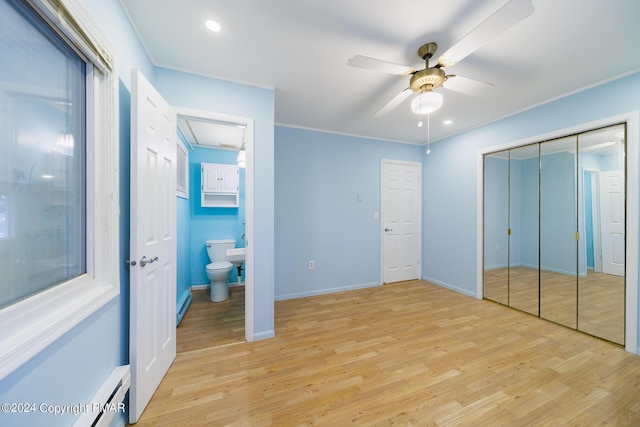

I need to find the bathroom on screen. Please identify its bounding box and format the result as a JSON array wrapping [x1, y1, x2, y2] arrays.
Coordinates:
[[176, 114, 248, 350]]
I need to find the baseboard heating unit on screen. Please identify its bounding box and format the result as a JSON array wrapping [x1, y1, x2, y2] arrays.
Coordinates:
[[73, 364, 130, 427], [177, 289, 193, 326]]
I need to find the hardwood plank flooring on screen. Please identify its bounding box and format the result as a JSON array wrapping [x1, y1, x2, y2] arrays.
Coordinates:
[[177, 287, 245, 354], [137, 280, 640, 426]]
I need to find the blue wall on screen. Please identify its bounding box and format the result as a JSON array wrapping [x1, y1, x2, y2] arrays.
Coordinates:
[[189, 148, 246, 286], [274, 126, 423, 299], [539, 151, 577, 275], [482, 155, 509, 269]]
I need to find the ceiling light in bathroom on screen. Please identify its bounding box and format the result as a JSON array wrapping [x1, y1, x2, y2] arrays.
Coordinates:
[[237, 149, 246, 168]]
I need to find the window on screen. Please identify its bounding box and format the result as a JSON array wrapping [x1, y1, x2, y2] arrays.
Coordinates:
[[1, 0, 86, 309], [0, 0, 118, 379]]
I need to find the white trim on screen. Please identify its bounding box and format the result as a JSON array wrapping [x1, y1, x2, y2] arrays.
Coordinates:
[[380, 159, 423, 284], [0, 0, 119, 380], [176, 137, 189, 199], [476, 111, 639, 354], [625, 113, 639, 354], [276, 281, 381, 301], [173, 107, 256, 342], [28, 0, 113, 72], [276, 123, 419, 146]]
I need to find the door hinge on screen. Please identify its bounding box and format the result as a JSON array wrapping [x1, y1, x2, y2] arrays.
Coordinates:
[[507, 228, 511, 235], [576, 231, 580, 241]]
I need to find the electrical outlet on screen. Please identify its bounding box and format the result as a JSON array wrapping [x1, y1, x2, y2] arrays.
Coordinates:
[[496, 244, 500, 251], [308, 260, 315, 270]]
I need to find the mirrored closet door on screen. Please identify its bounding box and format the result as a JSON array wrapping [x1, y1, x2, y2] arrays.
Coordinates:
[[540, 135, 578, 329], [483, 123, 626, 345], [509, 144, 539, 316]]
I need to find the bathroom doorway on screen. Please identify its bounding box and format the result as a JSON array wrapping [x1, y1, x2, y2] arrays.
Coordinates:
[[174, 107, 254, 352]]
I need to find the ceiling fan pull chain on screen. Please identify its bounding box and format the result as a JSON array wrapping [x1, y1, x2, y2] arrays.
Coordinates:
[[426, 114, 432, 155]]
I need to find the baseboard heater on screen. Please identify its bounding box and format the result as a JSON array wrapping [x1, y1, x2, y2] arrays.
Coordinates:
[[177, 289, 192, 326], [73, 364, 130, 427]]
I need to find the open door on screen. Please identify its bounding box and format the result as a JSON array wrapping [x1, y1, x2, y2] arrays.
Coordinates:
[[129, 69, 177, 423]]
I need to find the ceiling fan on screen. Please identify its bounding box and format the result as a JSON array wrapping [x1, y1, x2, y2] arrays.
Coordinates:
[[347, 0, 535, 117]]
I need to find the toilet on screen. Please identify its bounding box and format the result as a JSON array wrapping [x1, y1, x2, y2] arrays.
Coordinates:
[[205, 239, 235, 302]]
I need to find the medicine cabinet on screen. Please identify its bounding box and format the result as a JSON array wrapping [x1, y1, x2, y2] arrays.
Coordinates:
[[201, 162, 239, 207]]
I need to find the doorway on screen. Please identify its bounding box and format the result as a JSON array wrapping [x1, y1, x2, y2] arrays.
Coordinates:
[[174, 107, 254, 350]]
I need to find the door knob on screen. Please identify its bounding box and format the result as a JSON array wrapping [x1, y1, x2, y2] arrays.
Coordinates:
[[140, 256, 159, 267], [384, 227, 393, 232]]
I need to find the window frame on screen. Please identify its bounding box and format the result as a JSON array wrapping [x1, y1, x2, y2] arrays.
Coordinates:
[[0, 0, 119, 381]]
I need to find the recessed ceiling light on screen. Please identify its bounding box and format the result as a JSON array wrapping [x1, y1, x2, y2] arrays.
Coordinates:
[[206, 20, 221, 32], [443, 120, 453, 125]]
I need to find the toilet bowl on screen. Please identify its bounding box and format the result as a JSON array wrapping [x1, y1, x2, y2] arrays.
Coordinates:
[[205, 239, 236, 302]]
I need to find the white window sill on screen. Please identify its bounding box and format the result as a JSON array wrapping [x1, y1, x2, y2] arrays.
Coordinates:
[[0, 275, 119, 381]]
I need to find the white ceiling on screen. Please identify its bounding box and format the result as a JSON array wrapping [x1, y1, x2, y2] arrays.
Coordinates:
[[120, 0, 640, 146]]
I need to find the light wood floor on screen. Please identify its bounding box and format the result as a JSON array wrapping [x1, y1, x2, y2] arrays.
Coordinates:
[[177, 287, 245, 354], [136, 280, 640, 426], [485, 267, 625, 345]]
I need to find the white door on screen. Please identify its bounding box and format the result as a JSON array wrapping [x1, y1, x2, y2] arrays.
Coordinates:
[[382, 160, 421, 283], [599, 170, 625, 276], [130, 69, 177, 423]]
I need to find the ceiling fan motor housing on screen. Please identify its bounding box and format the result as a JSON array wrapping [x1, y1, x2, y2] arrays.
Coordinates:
[[410, 68, 446, 92]]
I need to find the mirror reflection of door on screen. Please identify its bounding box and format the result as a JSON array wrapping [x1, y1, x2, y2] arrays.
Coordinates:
[[578, 125, 625, 345], [483, 123, 626, 346]]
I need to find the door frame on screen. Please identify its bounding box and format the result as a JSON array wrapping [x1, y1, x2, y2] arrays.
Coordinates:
[[475, 111, 639, 354], [583, 168, 603, 272], [173, 107, 255, 341], [380, 159, 422, 284]]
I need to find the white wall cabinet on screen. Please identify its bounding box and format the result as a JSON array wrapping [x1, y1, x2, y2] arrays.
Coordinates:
[[201, 162, 239, 207]]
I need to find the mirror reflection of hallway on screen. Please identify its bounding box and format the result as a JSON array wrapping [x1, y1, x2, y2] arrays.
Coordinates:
[[483, 123, 626, 346]]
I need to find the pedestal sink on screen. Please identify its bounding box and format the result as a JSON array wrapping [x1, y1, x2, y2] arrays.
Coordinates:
[[226, 248, 245, 285]]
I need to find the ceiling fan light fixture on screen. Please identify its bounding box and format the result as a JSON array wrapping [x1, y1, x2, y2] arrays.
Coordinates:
[[206, 20, 222, 32], [411, 91, 443, 115]]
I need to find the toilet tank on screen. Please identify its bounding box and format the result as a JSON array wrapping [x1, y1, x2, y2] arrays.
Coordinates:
[[206, 239, 236, 262]]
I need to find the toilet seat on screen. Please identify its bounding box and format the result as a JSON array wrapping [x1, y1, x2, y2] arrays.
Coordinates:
[[206, 261, 233, 272]]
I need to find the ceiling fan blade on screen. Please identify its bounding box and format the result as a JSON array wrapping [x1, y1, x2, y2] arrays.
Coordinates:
[[442, 75, 493, 96], [437, 0, 534, 67], [375, 88, 413, 117], [348, 55, 415, 76]]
